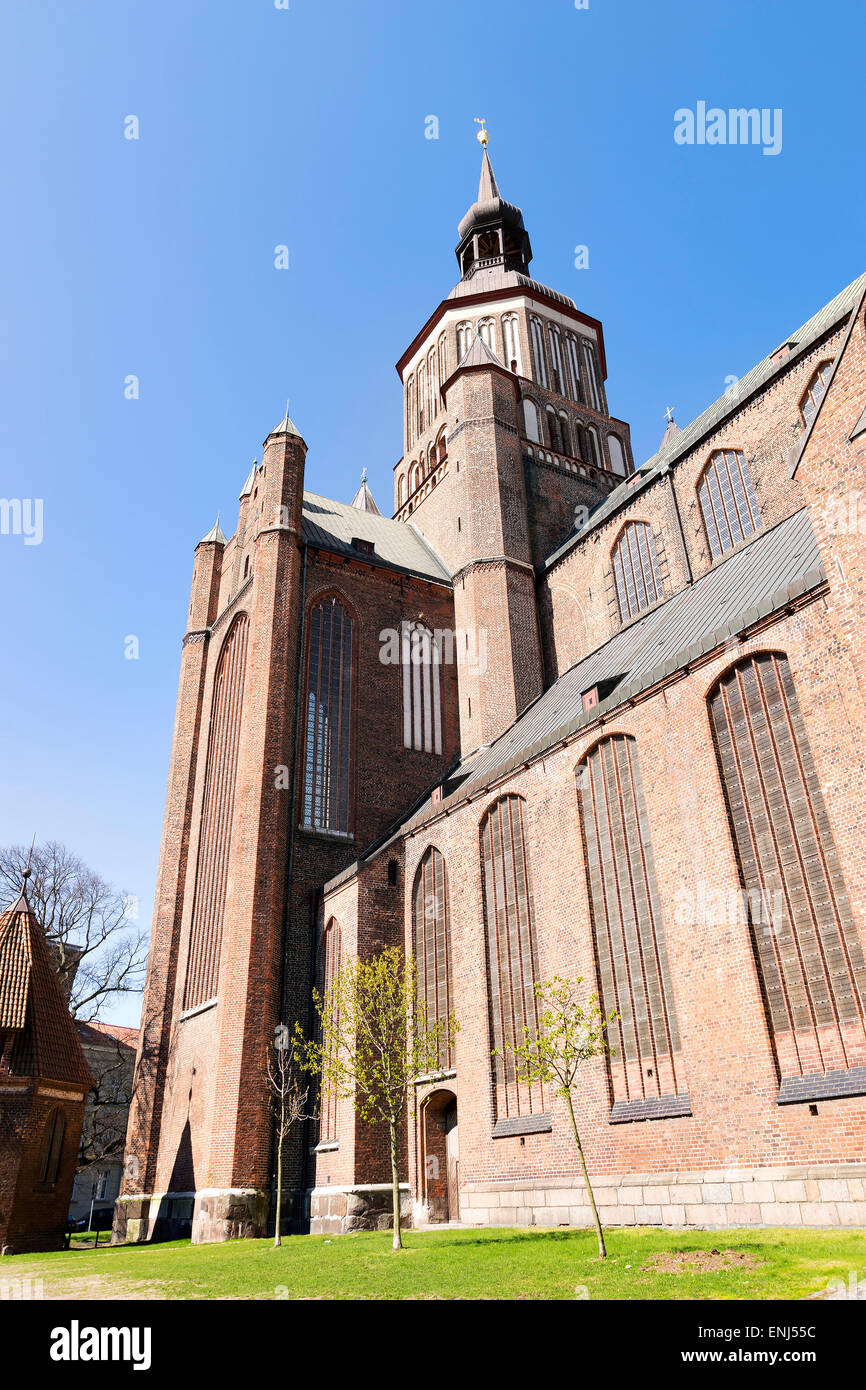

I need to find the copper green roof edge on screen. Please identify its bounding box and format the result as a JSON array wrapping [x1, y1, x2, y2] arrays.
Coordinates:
[[541, 271, 866, 575]]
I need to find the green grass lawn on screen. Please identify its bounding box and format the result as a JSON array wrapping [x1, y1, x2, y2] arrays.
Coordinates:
[[3, 1226, 865, 1301]]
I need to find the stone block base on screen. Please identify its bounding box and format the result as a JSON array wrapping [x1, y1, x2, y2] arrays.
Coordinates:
[[114, 1188, 269, 1245], [309, 1183, 412, 1235], [459, 1163, 866, 1229]]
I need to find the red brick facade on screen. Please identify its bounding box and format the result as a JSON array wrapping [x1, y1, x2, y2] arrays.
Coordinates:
[[119, 150, 866, 1243]]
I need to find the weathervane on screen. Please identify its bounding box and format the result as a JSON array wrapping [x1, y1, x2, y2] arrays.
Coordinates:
[[474, 117, 489, 148]]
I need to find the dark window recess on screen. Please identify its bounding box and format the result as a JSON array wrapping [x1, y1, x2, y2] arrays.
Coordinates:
[[412, 847, 454, 1070], [352, 537, 374, 557], [387, 858, 398, 886], [581, 675, 624, 712]]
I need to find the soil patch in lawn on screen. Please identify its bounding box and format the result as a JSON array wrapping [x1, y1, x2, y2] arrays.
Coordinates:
[[645, 1249, 764, 1274]]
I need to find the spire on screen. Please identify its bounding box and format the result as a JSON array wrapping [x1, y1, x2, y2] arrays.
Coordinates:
[[350, 468, 382, 515], [199, 516, 227, 545], [660, 406, 682, 449], [268, 401, 301, 440], [477, 146, 500, 203], [456, 126, 531, 281]]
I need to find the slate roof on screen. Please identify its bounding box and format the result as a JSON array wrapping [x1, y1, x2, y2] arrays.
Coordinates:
[[301, 491, 451, 584], [543, 271, 866, 572], [0, 893, 94, 1089]]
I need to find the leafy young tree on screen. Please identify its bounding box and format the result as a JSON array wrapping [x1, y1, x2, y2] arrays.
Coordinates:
[[0, 840, 147, 1020], [299, 946, 458, 1251], [267, 1025, 315, 1248], [499, 976, 617, 1258]]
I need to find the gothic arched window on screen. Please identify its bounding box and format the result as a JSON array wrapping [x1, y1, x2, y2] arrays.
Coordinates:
[[549, 325, 564, 395], [184, 613, 249, 1011], [480, 795, 545, 1122], [581, 342, 602, 411], [607, 434, 627, 475], [529, 317, 549, 389], [522, 398, 541, 443], [698, 449, 761, 559], [559, 413, 572, 456], [397, 473, 407, 507], [402, 621, 442, 754], [36, 1107, 66, 1188], [612, 521, 662, 620], [478, 317, 496, 351], [302, 596, 353, 834], [502, 313, 522, 374], [456, 321, 473, 360], [566, 335, 583, 403], [412, 847, 454, 1068], [546, 407, 562, 453], [317, 918, 342, 1143], [709, 654, 866, 1083], [800, 361, 832, 425], [576, 736, 684, 1107]]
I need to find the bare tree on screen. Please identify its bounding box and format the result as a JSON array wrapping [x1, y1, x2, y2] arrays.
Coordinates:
[[77, 1033, 136, 1174], [0, 841, 147, 1021], [498, 976, 617, 1259], [267, 1025, 315, 1247], [299, 947, 458, 1251]]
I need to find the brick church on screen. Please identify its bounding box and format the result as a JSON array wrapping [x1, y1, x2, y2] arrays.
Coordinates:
[[117, 138, 866, 1243]]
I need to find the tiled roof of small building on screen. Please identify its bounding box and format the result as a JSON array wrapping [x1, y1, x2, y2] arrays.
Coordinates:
[[0, 892, 93, 1089], [543, 271, 866, 572], [76, 1019, 139, 1052], [301, 491, 451, 584]]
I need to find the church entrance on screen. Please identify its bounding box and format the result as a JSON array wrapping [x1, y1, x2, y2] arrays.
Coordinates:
[[421, 1089, 460, 1223]]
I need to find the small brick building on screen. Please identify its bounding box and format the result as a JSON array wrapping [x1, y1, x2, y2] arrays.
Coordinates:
[[0, 882, 93, 1254], [118, 143, 866, 1243]]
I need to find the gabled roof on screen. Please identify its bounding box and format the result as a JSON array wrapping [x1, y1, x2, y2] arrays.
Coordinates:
[[76, 1019, 139, 1053], [301, 491, 451, 584], [397, 507, 824, 837], [0, 892, 93, 1090], [543, 271, 866, 572], [456, 333, 508, 372]]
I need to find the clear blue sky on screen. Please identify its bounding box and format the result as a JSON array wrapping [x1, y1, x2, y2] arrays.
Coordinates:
[[1, 0, 863, 1025]]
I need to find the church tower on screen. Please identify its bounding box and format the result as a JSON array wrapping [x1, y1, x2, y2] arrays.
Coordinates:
[[393, 132, 635, 752]]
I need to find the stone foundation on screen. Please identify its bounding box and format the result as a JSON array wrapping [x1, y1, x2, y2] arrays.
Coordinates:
[[310, 1183, 412, 1235], [114, 1188, 269, 1245], [459, 1163, 866, 1229]]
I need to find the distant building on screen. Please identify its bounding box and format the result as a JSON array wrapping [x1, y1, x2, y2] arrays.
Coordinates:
[[0, 881, 93, 1254], [69, 1021, 138, 1226]]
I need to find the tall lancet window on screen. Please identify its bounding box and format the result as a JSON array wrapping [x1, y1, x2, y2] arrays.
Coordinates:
[[566, 335, 584, 403], [317, 918, 342, 1144], [502, 313, 522, 374], [480, 795, 545, 1122], [437, 333, 447, 393], [709, 654, 866, 1085], [478, 317, 496, 351], [406, 375, 415, 448], [576, 735, 686, 1111], [582, 341, 602, 411], [412, 847, 454, 1068], [303, 596, 354, 834], [417, 361, 426, 436], [456, 321, 473, 360], [612, 521, 662, 620], [184, 613, 250, 1011], [698, 449, 761, 559], [549, 325, 565, 395], [402, 621, 442, 754], [529, 317, 549, 388]]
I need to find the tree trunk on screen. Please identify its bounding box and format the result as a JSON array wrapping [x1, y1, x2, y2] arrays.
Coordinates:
[[565, 1090, 606, 1258], [389, 1120, 403, 1251], [274, 1104, 284, 1248]]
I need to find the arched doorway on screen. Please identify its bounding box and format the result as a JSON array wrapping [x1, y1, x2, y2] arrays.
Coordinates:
[[421, 1089, 459, 1223]]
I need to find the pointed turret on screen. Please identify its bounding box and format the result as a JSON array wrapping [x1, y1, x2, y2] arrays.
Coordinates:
[[660, 407, 681, 450], [199, 517, 227, 546], [350, 469, 381, 515]]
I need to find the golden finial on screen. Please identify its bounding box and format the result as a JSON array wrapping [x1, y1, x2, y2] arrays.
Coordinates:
[[474, 117, 489, 148]]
